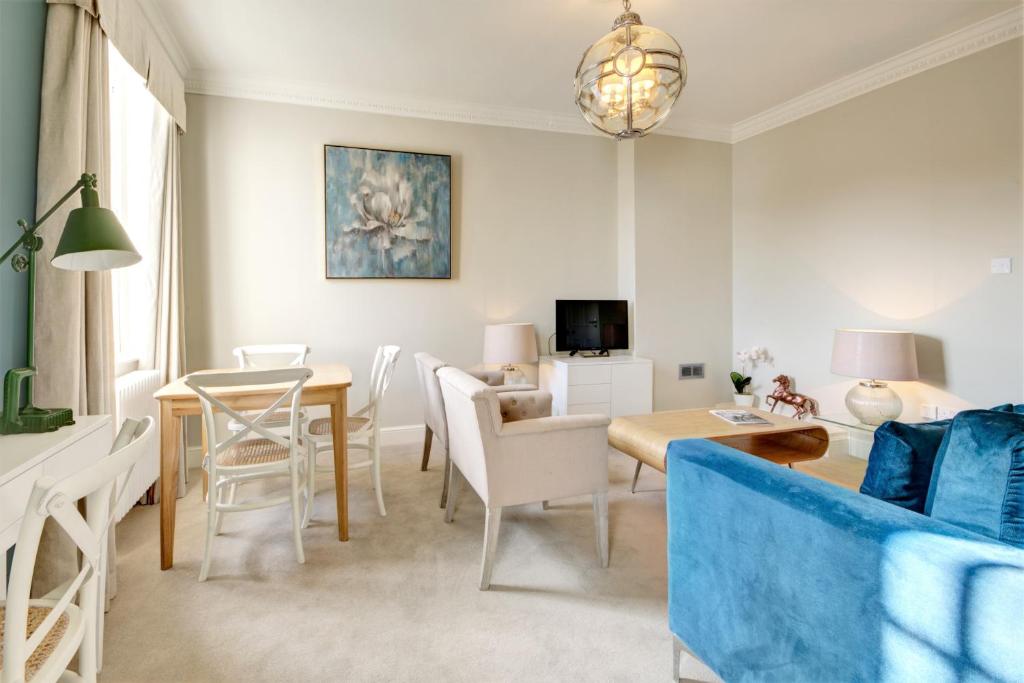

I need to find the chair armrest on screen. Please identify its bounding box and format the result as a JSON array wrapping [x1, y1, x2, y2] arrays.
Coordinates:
[[666, 439, 1024, 682], [498, 390, 552, 422], [498, 413, 609, 437], [492, 383, 538, 393]]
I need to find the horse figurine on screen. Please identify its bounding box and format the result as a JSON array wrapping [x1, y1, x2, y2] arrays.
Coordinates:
[[766, 374, 819, 420]]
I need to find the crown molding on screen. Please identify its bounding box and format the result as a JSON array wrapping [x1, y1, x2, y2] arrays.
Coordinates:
[[731, 5, 1024, 143], [184, 73, 734, 143], [136, 0, 191, 77], [182, 6, 1021, 145]]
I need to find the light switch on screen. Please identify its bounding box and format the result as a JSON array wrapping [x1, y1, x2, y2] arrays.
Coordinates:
[[991, 257, 1013, 274]]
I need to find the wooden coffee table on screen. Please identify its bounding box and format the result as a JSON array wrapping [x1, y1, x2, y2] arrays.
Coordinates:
[[609, 408, 831, 490]]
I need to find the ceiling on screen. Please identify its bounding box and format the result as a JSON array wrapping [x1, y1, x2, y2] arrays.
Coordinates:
[[146, 0, 1022, 141]]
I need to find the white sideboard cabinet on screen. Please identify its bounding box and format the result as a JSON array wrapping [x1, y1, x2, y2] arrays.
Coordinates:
[[539, 355, 653, 418]]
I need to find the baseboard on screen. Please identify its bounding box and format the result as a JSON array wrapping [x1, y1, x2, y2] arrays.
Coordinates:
[[184, 423, 426, 469]]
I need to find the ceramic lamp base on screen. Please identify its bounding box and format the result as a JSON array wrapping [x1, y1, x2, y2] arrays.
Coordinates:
[[845, 381, 902, 426]]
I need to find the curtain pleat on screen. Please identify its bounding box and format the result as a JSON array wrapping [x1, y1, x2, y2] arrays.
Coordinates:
[[32, 2, 116, 598]]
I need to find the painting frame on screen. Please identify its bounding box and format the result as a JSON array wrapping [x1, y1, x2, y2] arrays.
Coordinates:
[[323, 143, 453, 280]]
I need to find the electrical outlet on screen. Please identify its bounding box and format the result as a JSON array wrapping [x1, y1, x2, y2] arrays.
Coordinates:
[[678, 363, 705, 380], [920, 404, 938, 420], [991, 257, 1013, 274], [936, 406, 959, 420]]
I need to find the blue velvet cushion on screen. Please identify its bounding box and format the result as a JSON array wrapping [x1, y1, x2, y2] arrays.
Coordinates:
[[928, 410, 1024, 548], [860, 420, 950, 512], [990, 403, 1024, 414]]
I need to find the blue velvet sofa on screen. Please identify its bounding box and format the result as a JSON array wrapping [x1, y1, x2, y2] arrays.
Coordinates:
[[666, 409, 1024, 682]]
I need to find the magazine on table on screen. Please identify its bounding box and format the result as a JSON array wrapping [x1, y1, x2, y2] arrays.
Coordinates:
[[709, 409, 771, 425]]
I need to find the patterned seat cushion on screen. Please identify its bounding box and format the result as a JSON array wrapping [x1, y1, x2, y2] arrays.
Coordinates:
[[307, 416, 370, 436], [0, 605, 70, 680], [216, 438, 291, 467]]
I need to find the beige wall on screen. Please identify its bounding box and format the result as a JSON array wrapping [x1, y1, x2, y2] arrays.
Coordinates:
[[181, 94, 618, 428], [634, 135, 734, 410], [732, 39, 1024, 415]]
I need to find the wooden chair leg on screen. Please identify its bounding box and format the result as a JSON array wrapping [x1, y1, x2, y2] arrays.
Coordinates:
[[439, 450, 451, 509], [420, 426, 433, 471], [444, 463, 460, 523], [593, 491, 609, 568], [479, 506, 503, 590]]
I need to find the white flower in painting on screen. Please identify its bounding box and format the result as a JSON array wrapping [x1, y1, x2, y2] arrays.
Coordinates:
[[346, 166, 431, 244]]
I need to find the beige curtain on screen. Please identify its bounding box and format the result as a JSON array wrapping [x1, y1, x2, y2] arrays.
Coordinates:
[[33, 1, 114, 418], [155, 109, 188, 498], [32, 1, 116, 598]]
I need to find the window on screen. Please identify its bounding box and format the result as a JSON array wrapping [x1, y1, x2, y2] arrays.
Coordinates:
[[108, 42, 171, 374]]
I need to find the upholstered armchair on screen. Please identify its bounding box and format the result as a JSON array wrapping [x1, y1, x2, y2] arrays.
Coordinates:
[[413, 352, 542, 507], [437, 367, 610, 590]]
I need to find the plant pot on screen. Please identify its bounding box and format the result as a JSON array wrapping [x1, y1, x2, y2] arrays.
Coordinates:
[[733, 393, 755, 407]]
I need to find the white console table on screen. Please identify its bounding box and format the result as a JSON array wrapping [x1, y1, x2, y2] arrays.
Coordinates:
[[1, 415, 113, 600], [539, 355, 653, 418]]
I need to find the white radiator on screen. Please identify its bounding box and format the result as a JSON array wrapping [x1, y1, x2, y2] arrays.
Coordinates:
[[114, 369, 162, 521]]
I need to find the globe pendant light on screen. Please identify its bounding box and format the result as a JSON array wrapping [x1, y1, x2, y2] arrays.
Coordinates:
[[574, 0, 686, 139]]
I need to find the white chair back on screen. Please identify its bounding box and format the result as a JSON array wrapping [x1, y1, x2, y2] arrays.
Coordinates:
[[414, 353, 448, 447], [232, 344, 310, 369], [3, 417, 155, 683], [365, 346, 401, 427], [185, 368, 312, 477], [437, 367, 502, 502]]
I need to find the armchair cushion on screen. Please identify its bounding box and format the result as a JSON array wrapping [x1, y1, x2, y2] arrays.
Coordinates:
[[497, 391, 552, 422], [466, 369, 505, 386], [859, 419, 950, 512], [927, 410, 1024, 548], [667, 438, 1024, 682]]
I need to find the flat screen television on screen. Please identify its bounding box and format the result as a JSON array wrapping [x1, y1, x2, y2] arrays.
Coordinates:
[[555, 300, 629, 355]]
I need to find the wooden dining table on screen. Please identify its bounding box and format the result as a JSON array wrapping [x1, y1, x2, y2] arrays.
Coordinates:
[[153, 363, 353, 570]]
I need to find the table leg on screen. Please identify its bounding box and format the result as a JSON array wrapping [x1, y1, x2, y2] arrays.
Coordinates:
[[159, 401, 181, 569], [331, 388, 349, 541]]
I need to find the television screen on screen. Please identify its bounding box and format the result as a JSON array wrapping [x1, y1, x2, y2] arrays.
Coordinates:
[[555, 300, 629, 353]]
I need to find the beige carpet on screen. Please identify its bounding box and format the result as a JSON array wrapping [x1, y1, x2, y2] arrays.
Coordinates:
[[102, 445, 715, 682]]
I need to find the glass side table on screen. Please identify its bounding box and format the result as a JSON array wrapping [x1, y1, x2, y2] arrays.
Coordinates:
[[814, 413, 926, 458]]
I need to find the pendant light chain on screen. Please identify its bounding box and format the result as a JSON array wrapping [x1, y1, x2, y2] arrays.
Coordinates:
[[623, 0, 632, 11]]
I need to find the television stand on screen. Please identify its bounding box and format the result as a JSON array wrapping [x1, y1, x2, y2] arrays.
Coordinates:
[[539, 355, 653, 418]]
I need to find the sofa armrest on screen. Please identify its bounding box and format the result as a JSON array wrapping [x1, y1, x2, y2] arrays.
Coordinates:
[[498, 414, 609, 436], [667, 439, 1024, 683], [498, 390, 552, 422]]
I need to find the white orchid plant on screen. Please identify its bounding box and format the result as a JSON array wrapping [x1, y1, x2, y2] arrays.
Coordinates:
[[731, 346, 771, 395]]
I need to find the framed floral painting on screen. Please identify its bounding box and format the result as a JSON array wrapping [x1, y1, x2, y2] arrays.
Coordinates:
[[324, 144, 452, 279]]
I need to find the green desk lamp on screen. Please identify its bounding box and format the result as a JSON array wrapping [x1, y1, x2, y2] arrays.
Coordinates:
[[0, 173, 140, 434]]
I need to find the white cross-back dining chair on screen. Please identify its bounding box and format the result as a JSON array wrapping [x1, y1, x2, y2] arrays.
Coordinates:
[[187, 367, 312, 582], [304, 345, 401, 522], [1, 417, 154, 683], [227, 344, 311, 435]]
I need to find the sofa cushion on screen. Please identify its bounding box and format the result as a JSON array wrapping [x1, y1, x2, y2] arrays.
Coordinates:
[[991, 403, 1024, 414], [927, 410, 1024, 548], [859, 420, 950, 512]]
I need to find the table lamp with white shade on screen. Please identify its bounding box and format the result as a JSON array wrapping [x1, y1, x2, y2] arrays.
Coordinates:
[[483, 323, 538, 385], [831, 329, 919, 426]]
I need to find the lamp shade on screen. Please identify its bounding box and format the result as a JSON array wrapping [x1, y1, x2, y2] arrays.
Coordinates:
[[483, 323, 539, 365], [831, 329, 919, 381], [51, 183, 140, 271]]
